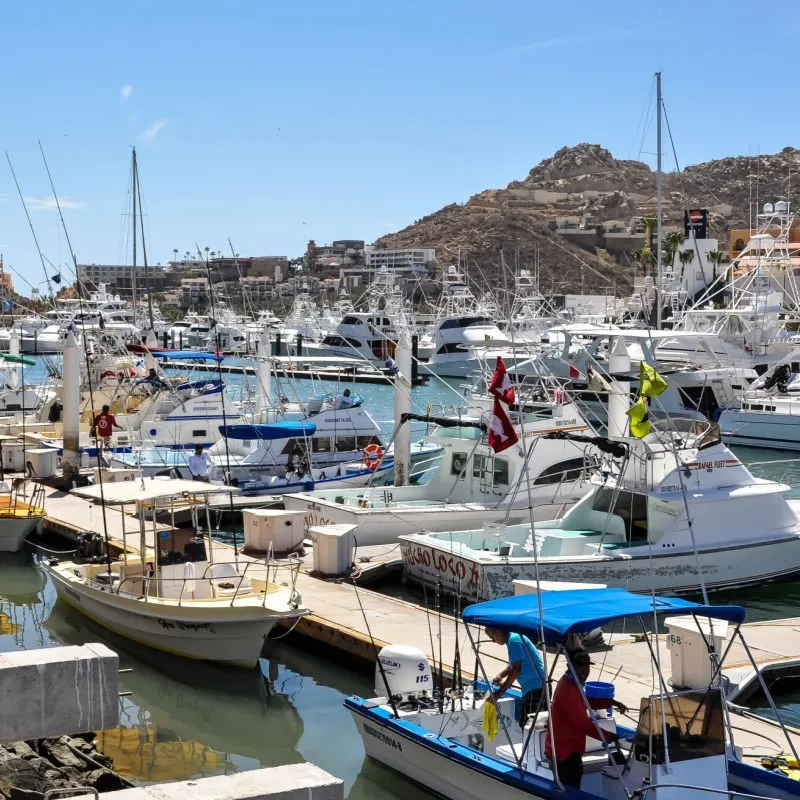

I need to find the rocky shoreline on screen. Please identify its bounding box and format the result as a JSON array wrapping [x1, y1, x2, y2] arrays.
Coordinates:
[[0, 734, 130, 800]]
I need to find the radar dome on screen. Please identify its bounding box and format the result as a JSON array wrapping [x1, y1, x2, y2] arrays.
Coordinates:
[[776, 200, 789, 214], [763, 203, 775, 214]]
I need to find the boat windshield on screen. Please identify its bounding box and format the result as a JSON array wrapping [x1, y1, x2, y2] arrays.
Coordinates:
[[633, 690, 725, 765]]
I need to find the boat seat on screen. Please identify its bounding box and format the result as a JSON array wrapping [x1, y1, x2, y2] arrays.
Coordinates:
[[210, 562, 251, 595], [495, 742, 528, 768], [305, 398, 323, 416]]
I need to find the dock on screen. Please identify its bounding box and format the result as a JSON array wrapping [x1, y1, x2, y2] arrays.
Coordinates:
[[37, 484, 800, 764]]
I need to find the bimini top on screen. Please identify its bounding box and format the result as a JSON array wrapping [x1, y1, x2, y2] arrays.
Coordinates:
[[151, 350, 223, 361], [462, 588, 746, 645], [220, 421, 317, 440]]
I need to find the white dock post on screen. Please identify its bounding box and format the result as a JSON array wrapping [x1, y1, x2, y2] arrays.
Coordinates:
[[62, 331, 82, 485], [607, 336, 631, 440], [256, 333, 272, 416], [393, 328, 412, 486]]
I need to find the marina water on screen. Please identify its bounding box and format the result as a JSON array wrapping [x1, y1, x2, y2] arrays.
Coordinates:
[[4, 358, 800, 794]]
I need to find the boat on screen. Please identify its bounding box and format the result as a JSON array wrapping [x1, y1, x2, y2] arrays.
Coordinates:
[[0, 480, 45, 553], [347, 586, 800, 800], [718, 360, 800, 449], [43, 478, 308, 667], [399, 415, 800, 599], [282, 394, 595, 546]]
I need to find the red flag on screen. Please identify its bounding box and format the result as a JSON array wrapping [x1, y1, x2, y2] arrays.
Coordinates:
[[489, 356, 515, 405], [568, 362, 581, 379], [488, 398, 519, 453]]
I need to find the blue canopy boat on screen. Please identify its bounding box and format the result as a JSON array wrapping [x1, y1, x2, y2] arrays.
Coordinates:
[[346, 587, 800, 800]]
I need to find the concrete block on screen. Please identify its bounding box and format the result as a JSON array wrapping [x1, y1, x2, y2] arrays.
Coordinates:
[[74, 764, 344, 800], [0, 644, 119, 743]]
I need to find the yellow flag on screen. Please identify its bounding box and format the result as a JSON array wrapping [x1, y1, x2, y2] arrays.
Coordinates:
[[482, 700, 499, 742], [640, 362, 667, 398], [627, 397, 651, 438]]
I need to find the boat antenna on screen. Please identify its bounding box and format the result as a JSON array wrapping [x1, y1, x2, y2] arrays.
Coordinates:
[[198, 244, 238, 556], [422, 582, 440, 706], [350, 539, 399, 717], [39, 141, 114, 575]]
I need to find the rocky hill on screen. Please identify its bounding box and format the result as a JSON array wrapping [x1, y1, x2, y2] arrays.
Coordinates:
[[374, 144, 800, 295]]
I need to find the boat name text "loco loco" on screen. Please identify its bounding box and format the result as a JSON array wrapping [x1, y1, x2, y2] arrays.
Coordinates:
[[402, 546, 480, 589], [363, 723, 403, 751], [157, 619, 216, 633]]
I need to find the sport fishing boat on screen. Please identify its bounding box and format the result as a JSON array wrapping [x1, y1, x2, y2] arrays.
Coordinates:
[[347, 587, 800, 800], [43, 479, 308, 667], [282, 395, 595, 546], [399, 417, 800, 600]]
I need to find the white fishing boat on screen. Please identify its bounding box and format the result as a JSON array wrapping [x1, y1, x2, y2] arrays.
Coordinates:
[[399, 415, 800, 599], [43, 479, 308, 667], [282, 396, 595, 546], [348, 587, 800, 800]]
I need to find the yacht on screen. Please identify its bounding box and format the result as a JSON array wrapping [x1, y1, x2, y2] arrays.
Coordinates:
[[400, 417, 800, 599], [282, 392, 595, 546]]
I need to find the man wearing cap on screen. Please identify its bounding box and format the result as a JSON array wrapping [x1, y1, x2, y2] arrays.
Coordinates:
[[545, 649, 628, 789], [485, 627, 546, 727]]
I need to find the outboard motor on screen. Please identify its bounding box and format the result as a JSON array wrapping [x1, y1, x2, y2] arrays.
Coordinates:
[[375, 645, 433, 705], [763, 363, 792, 393]]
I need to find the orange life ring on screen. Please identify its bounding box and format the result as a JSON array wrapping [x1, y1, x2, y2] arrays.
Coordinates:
[[363, 443, 384, 471]]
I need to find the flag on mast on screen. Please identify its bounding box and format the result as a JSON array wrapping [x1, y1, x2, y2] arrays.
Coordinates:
[[488, 398, 519, 453], [488, 356, 515, 405]]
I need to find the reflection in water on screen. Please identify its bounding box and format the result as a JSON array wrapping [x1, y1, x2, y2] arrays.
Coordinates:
[[0, 552, 417, 797]]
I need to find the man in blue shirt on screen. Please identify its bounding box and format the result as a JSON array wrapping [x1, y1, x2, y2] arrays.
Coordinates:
[[486, 626, 546, 727]]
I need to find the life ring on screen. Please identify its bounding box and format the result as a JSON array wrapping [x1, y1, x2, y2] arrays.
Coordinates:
[[363, 444, 384, 471]]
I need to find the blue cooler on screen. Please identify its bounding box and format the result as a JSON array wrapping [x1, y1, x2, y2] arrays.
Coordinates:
[[585, 681, 615, 716]]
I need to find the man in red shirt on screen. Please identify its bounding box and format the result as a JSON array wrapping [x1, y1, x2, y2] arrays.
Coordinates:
[[93, 404, 121, 446], [545, 649, 628, 788]]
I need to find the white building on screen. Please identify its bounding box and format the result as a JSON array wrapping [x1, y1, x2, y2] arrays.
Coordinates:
[[364, 246, 435, 274]]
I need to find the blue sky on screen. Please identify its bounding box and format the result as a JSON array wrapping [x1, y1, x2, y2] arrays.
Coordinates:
[[1, 0, 798, 293]]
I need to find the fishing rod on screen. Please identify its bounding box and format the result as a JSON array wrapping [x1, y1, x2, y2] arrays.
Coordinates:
[[422, 582, 439, 707], [351, 535, 399, 717], [436, 577, 444, 714]]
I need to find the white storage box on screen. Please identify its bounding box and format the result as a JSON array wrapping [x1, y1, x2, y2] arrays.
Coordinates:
[[92, 467, 138, 484], [665, 615, 729, 689], [27, 448, 59, 478], [513, 580, 607, 596], [311, 524, 355, 576], [243, 509, 306, 554]]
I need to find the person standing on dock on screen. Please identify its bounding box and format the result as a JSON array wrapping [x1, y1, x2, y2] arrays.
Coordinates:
[[188, 445, 211, 481], [485, 626, 546, 727]]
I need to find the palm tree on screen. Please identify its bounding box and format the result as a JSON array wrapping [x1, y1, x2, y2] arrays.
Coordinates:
[[634, 247, 657, 274], [662, 231, 685, 270], [678, 249, 695, 281], [643, 214, 658, 250], [707, 250, 724, 283]]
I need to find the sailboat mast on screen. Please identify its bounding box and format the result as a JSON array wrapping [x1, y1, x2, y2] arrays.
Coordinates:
[[655, 71, 663, 330], [134, 152, 155, 333], [131, 148, 138, 311]]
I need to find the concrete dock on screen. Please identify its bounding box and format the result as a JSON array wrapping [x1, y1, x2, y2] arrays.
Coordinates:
[[37, 484, 800, 764]]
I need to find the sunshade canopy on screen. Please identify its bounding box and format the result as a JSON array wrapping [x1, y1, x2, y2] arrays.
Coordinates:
[[462, 588, 746, 645]]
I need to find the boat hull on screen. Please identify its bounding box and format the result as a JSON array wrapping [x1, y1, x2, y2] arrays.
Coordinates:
[[348, 704, 539, 800], [720, 410, 800, 450], [0, 516, 43, 553], [400, 535, 800, 599], [46, 566, 282, 667]]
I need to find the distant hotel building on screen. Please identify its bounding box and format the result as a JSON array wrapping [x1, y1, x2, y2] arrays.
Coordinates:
[[364, 246, 435, 274], [77, 263, 166, 297]]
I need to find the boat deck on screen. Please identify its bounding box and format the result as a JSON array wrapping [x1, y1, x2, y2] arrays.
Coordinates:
[[38, 482, 800, 764]]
